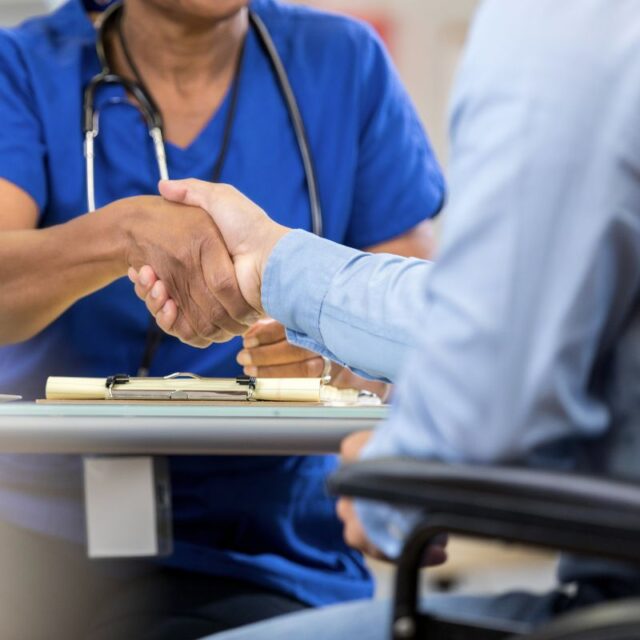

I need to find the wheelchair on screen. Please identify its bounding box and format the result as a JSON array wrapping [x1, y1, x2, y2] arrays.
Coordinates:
[[329, 459, 640, 640]]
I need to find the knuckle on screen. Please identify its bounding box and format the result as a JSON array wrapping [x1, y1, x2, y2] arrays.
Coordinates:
[[176, 241, 199, 270], [180, 328, 196, 344], [210, 330, 232, 344], [193, 315, 217, 340], [156, 313, 173, 333], [147, 296, 162, 314], [208, 269, 239, 298], [152, 299, 166, 316], [306, 358, 322, 378], [217, 183, 235, 198], [208, 304, 229, 328], [174, 318, 195, 341]]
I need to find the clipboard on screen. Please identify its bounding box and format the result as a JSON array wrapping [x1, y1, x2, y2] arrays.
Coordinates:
[[44, 372, 381, 406]]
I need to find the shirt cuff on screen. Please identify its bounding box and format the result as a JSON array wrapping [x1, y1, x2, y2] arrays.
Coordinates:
[[262, 229, 360, 344], [355, 499, 425, 559], [355, 421, 426, 557]]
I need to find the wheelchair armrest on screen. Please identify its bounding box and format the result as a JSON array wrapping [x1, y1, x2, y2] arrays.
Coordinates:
[[328, 458, 640, 565]]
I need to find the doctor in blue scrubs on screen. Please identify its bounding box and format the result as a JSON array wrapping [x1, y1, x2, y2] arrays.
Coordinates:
[[0, 0, 444, 637]]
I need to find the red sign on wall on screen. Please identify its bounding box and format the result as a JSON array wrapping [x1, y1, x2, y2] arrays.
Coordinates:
[[346, 11, 395, 56]]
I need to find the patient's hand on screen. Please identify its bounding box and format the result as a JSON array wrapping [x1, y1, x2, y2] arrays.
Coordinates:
[[338, 431, 448, 565], [237, 319, 327, 378], [237, 320, 393, 398]]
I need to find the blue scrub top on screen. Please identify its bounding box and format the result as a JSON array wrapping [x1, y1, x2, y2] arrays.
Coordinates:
[[0, 0, 444, 606]]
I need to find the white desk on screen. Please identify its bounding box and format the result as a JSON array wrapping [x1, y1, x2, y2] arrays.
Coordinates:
[[0, 402, 388, 455], [0, 402, 389, 556]]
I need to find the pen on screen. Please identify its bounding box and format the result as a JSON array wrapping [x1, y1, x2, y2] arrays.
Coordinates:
[[0, 395, 22, 403]]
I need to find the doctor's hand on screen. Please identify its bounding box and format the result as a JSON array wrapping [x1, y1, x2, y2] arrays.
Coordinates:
[[130, 179, 291, 345], [237, 319, 393, 398], [162, 179, 289, 313], [337, 431, 448, 565], [114, 195, 256, 346], [237, 318, 328, 378]]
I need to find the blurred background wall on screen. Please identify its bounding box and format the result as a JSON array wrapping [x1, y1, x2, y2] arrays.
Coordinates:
[[289, 0, 479, 165], [0, 0, 479, 165], [0, 0, 46, 25]]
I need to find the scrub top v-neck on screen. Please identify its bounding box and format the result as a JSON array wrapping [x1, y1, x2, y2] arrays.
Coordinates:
[[0, 0, 445, 606]]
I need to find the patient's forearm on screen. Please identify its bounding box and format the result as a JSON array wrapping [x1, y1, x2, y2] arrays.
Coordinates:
[[264, 231, 435, 382], [0, 207, 127, 344]]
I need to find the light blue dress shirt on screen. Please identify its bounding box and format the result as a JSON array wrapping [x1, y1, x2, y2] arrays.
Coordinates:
[[263, 0, 640, 573]]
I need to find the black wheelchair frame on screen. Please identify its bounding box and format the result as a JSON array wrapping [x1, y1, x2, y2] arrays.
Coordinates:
[[329, 459, 640, 640]]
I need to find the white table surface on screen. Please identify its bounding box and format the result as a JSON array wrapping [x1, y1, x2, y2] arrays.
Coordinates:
[[0, 402, 389, 455]]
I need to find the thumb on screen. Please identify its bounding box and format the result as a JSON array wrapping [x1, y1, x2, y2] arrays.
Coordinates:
[[159, 179, 214, 211], [243, 318, 285, 346]]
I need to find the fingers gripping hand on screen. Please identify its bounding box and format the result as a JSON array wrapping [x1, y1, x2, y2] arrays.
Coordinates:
[[159, 180, 291, 314], [129, 266, 173, 329], [129, 266, 221, 349], [337, 432, 448, 566], [124, 196, 259, 347], [236, 319, 325, 378]]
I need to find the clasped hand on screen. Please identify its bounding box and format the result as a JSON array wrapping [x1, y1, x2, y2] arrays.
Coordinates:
[[121, 180, 289, 347], [123, 181, 446, 565], [127, 181, 351, 381]]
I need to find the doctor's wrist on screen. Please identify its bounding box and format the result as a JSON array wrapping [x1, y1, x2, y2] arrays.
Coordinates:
[[91, 199, 135, 277], [99, 196, 163, 276]]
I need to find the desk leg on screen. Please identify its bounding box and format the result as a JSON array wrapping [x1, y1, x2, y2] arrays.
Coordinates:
[[82, 456, 173, 558]]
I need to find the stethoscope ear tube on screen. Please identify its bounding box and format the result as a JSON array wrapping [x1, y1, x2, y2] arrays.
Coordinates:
[[84, 73, 168, 211], [249, 12, 323, 238], [94, 1, 121, 71]]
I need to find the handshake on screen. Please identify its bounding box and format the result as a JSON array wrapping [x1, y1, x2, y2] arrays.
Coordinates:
[[120, 179, 290, 349]]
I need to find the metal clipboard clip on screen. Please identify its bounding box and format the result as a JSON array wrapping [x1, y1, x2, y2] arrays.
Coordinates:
[[105, 372, 257, 401], [46, 373, 382, 404]]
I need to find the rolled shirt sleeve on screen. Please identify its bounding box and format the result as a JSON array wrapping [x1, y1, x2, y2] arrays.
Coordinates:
[[262, 229, 434, 382]]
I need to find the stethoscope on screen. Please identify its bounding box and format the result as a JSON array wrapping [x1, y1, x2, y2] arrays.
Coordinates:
[[83, 1, 325, 375]]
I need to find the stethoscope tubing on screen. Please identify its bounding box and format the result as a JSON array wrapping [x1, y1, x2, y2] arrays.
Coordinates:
[[83, 2, 323, 237]]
